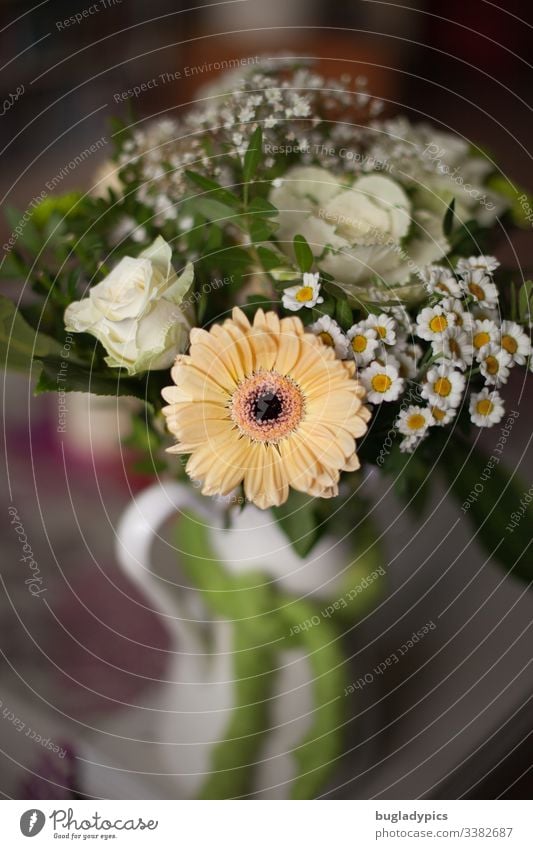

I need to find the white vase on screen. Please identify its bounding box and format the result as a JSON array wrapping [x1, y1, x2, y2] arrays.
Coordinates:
[[114, 480, 372, 799]]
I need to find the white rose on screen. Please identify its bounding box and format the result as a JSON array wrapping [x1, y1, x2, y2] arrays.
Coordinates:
[[64, 237, 194, 374], [269, 165, 448, 303]]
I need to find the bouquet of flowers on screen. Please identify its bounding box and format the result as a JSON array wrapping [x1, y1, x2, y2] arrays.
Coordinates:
[[2, 59, 532, 797]]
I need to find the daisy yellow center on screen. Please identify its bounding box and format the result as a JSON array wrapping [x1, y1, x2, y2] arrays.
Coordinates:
[[476, 398, 494, 416], [230, 371, 305, 443], [502, 334, 517, 354], [468, 282, 485, 300], [449, 338, 460, 355], [431, 406, 446, 422], [407, 413, 426, 431], [429, 315, 448, 333], [376, 326, 387, 339], [473, 331, 490, 349], [318, 331, 334, 347], [434, 376, 452, 397], [371, 373, 392, 394], [351, 334, 368, 353], [296, 286, 314, 303], [484, 355, 499, 375]]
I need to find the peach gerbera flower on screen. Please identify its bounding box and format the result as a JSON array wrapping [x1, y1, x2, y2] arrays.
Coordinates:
[[162, 307, 370, 509]]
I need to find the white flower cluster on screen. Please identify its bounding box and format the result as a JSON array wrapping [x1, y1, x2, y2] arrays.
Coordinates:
[[115, 64, 383, 225], [296, 257, 531, 454]]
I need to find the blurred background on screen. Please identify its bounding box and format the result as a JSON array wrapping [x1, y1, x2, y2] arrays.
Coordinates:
[[0, 0, 532, 800]]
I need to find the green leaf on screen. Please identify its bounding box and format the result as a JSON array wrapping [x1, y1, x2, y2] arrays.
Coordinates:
[[248, 197, 278, 217], [487, 174, 533, 228], [185, 171, 240, 208], [281, 597, 347, 800], [293, 234, 314, 273], [176, 512, 280, 799], [517, 280, 533, 324], [243, 126, 263, 184], [35, 357, 149, 402], [257, 246, 287, 271], [440, 434, 533, 583], [335, 298, 353, 330], [0, 296, 62, 372], [193, 197, 241, 227], [443, 197, 456, 237], [272, 490, 319, 557], [249, 217, 277, 243]]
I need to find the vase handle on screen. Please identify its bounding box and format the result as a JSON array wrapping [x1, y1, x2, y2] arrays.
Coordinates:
[[114, 480, 217, 621]]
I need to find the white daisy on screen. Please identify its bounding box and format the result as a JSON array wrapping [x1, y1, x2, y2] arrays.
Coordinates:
[[428, 402, 457, 426], [396, 405, 434, 438], [416, 305, 457, 341], [395, 343, 423, 379], [469, 388, 505, 427], [478, 343, 513, 385], [308, 315, 349, 359], [360, 360, 404, 403], [472, 304, 499, 322], [384, 305, 414, 342], [440, 297, 474, 331], [282, 272, 323, 311], [421, 364, 466, 408], [347, 323, 380, 365], [432, 326, 474, 370], [472, 319, 500, 359], [460, 269, 499, 308], [500, 320, 531, 365], [399, 435, 422, 453], [365, 313, 397, 345], [423, 264, 462, 298], [456, 255, 500, 275]]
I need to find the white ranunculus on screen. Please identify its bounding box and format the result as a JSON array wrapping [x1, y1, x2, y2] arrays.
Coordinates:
[[269, 165, 448, 303], [64, 237, 194, 374]]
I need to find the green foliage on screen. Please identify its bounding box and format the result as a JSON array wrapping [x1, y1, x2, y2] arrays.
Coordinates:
[[272, 490, 320, 557], [335, 297, 353, 330], [487, 174, 533, 228], [509, 279, 533, 324], [440, 434, 533, 583], [443, 197, 456, 237], [293, 234, 314, 273], [175, 511, 378, 799], [0, 296, 62, 372], [243, 126, 263, 184]]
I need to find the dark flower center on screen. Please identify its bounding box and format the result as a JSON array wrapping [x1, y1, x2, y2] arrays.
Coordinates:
[[254, 391, 283, 422]]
